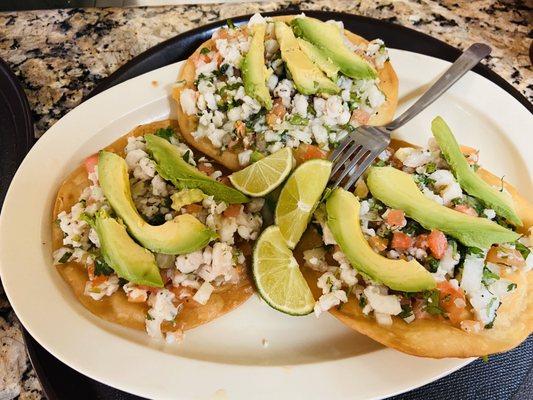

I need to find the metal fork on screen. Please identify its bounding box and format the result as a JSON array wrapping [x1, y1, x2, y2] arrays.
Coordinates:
[[329, 43, 492, 190]]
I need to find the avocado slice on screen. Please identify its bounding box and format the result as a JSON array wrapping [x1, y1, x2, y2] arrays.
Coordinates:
[[98, 151, 216, 255], [291, 17, 377, 80], [275, 21, 340, 95], [326, 188, 435, 292], [145, 134, 248, 204], [366, 167, 520, 249], [431, 116, 522, 226], [296, 38, 339, 81], [242, 23, 272, 110], [95, 212, 163, 287]]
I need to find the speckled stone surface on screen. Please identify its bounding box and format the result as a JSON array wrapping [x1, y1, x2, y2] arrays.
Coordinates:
[[0, 1, 531, 398]]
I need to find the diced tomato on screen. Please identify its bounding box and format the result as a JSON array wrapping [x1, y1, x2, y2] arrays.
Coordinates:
[[415, 234, 429, 249], [350, 109, 370, 126], [437, 281, 469, 325], [368, 236, 388, 252], [294, 144, 328, 163], [184, 204, 203, 214], [223, 204, 242, 218], [428, 230, 447, 259], [386, 209, 406, 229], [454, 204, 478, 217], [84, 153, 99, 175], [391, 232, 414, 251], [198, 162, 215, 176], [486, 245, 525, 267], [266, 98, 286, 127], [91, 275, 107, 286]]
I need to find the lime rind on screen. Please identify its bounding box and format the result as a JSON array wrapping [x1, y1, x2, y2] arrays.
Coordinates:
[[253, 226, 315, 316], [275, 158, 332, 249], [229, 148, 294, 197]]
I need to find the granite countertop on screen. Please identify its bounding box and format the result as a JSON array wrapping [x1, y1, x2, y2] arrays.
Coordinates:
[[0, 0, 531, 398]]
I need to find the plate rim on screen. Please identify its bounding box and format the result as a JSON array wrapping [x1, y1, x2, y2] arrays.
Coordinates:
[[1, 12, 531, 399]]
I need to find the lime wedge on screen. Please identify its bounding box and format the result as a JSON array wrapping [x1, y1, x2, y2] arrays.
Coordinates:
[[275, 159, 332, 248], [229, 148, 293, 197], [253, 226, 315, 315]]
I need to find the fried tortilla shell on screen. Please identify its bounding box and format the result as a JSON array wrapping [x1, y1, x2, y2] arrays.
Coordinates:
[[173, 15, 399, 171], [52, 120, 254, 335], [298, 138, 533, 358]]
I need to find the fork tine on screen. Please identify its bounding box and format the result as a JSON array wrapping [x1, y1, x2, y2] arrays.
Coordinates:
[[331, 143, 361, 176], [342, 147, 385, 191], [331, 146, 367, 189], [329, 135, 353, 163]]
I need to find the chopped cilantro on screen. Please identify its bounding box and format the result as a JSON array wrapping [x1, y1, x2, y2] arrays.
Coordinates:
[[200, 47, 210, 55], [403, 219, 424, 236], [425, 162, 437, 174], [374, 160, 387, 167], [94, 257, 113, 276], [369, 200, 385, 213], [414, 174, 435, 188], [423, 290, 444, 315], [481, 355, 489, 362], [289, 115, 309, 126], [226, 19, 235, 29], [154, 127, 174, 141], [515, 241, 531, 260], [146, 313, 154, 321], [507, 283, 517, 292], [426, 256, 440, 273], [342, 123, 357, 133], [58, 251, 72, 264], [359, 295, 367, 309], [79, 212, 95, 229], [219, 63, 229, 74], [482, 267, 500, 283], [398, 304, 413, 319], [454, 196, 484, 214], [307, 104, 316, 116]]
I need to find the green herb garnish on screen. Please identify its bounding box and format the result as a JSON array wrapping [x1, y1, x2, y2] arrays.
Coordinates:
[[423, 290, 444, 315], [94, 257, 113, 276], [425, 162, 437, 174], [154, 127, 174, 141], [200, 47, 210, 55], [515, 241, 531, 260], [289, 115, 309, 126], [226, 19, 235, 29], [58, 251, 73, 264]]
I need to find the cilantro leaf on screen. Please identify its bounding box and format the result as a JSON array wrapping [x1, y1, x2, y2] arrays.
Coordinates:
[[154, 127, 174, 141], [58, 251, 72, 264], [94, 257, 113, 276], [515, 241, 531, 260]]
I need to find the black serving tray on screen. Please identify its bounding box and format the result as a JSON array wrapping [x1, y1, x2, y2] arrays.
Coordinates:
[[1, 9, 530, 400]]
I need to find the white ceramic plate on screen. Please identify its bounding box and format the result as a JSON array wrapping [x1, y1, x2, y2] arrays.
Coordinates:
[[1, 49, 532, 400]]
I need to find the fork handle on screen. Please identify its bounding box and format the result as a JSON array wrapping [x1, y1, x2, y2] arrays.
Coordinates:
[[385, 43, 491, 132]]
